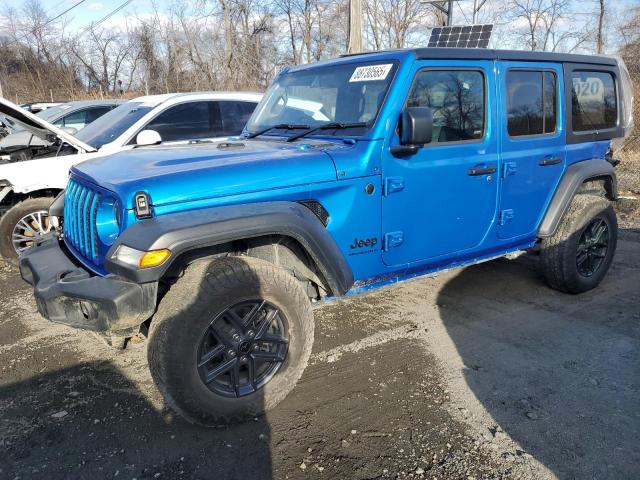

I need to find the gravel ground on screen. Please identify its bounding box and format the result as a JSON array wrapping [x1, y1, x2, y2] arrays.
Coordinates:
[[0, 229, 638, 480]]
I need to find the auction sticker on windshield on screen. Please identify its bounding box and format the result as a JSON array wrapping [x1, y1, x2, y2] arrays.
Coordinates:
[[350, 64, 393, 82]]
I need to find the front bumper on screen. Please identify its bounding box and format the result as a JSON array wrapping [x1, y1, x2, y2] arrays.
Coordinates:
[[19, 234, 157, 332]]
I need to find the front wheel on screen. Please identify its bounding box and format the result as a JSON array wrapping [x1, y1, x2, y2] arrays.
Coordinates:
[[540, 194, 618, 294], [0, 197, 54, 265], [147, 256, 314, 426]]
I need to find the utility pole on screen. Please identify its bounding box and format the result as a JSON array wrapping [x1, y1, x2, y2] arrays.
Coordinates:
[[348, 0, 363, 53], [596, 0, 605, 54]]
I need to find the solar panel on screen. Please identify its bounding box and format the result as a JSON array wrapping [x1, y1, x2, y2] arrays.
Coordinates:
[[427, 24, 493, 49]]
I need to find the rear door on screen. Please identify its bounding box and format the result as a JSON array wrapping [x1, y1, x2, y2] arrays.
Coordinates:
[[497, 62, 566, 239]]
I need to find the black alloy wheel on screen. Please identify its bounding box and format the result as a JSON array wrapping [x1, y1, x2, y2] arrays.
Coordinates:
[[576, 217, 610, 277], [196, 299, 289, 398]]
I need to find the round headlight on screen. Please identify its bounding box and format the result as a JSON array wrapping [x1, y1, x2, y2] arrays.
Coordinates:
[[96, 196, 120, 246]]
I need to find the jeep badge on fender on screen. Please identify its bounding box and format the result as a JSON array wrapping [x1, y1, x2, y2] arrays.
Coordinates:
[[350, 237, 378, 249], [19, 47, 630, 426]]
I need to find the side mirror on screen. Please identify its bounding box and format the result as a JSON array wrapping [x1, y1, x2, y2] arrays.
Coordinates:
[[136, 129, 162, 146], [392, 107, 433, 157], [61, 126, 78, 135]]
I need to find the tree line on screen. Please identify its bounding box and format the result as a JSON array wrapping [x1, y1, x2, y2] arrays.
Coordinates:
[[0, 0, 638, 103]]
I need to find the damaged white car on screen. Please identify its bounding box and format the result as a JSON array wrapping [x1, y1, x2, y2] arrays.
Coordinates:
[[0, 91, 262, 263]]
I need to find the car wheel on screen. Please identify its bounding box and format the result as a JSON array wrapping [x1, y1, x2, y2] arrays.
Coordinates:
[[540, 194, 617, 294], [0, 197, 54, 265], [147, 256, 314, 426]]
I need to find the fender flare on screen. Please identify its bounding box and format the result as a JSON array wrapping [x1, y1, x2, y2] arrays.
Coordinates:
[[104, 201, 354, 296], [538, 159, 617, 238]]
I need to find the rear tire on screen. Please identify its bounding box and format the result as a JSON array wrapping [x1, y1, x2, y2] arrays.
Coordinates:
[[0, 197, 54, 265], [540, 194, 617, 294], [147, 256, 314, 426]]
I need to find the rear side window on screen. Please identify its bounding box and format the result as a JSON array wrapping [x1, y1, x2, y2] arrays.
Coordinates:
[[219, 101, 257, 135], [407, 70, 485, 144], [507, 70, 557, 137], [61, 110, 89, 130], [571, 71, 617, 131]]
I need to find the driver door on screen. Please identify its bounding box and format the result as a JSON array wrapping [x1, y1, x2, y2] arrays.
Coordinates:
[[381, 61, 499, 267]]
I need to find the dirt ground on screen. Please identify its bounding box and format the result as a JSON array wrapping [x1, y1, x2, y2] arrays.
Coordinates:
[[0, 229, 639, 480]]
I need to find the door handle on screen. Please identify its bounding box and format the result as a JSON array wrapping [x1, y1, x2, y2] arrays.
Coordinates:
[[539, 156, 562, 166], [468, 166, 497, 176]]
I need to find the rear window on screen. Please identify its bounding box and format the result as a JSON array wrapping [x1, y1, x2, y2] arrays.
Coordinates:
[[571, 71, 617, 132]]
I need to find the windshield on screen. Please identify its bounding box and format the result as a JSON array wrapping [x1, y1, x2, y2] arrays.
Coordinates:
[[246, 61, 398, 138], [75, 101, 153, 149]]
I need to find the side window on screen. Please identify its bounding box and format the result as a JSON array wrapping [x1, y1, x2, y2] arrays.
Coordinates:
[[506, 70, 557, 137], [61, 110, 88, 130], [219, 101, 257, 136], [571, 71, 617, 131], [144, 102, 223, 142], [85, 106, 113, 124], [407, 70, 485, 144]]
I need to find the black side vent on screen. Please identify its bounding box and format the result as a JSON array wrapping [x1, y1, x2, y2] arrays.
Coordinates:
[[297, 200, 330, 226]]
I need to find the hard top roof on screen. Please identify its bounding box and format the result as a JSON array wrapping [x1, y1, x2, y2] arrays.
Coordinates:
[[341, 48, 617, 66]]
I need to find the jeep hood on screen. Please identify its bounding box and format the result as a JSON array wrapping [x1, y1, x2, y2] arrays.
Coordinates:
[[0, 98, 96, 153], [71, 140, 343, 209]]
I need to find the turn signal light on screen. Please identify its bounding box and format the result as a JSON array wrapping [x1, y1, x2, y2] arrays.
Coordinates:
[[139, 249, 171, 268]]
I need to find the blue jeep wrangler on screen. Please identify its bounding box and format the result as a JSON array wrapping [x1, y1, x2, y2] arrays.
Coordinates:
[[20, 48, 631, 425]]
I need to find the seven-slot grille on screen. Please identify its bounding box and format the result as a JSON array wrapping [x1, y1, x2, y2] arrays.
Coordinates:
[[63, 178, 101, 264]]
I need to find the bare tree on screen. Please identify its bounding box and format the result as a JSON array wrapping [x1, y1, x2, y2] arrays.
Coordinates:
[[509, 0, 590, 52]]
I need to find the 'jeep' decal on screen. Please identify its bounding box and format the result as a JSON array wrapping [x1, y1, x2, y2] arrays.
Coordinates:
[[350, 237, 378, 249]]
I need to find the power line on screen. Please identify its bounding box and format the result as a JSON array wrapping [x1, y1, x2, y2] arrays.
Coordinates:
[[4, 0, 89, 47], [76, 0, 136, 37], [456, 1, 470, 24]]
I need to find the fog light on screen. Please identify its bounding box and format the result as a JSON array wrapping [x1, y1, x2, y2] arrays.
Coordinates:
[[113, 245, 171, 269]]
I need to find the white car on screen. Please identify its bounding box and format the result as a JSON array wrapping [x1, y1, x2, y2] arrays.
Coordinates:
[[0, 99, 123, 161], [0, 91, 262, 263]]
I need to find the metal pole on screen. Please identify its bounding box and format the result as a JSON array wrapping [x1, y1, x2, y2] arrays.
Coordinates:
[[472, 0, 478, 24], [447, 0, 453, 25]]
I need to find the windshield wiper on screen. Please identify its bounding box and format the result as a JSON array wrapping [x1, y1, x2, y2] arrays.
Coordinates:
[[244, 123, 310, 139], [285, 122, 369, 142]]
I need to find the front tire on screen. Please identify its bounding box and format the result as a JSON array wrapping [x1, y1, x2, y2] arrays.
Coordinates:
[[540, 194, 617, 294], [147, 256, 314, 426], [0, 197, 54, 265]]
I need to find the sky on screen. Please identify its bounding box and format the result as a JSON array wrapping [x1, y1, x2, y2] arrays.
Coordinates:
[[4, 0, 640, 53], [12, 0, 174, 31]]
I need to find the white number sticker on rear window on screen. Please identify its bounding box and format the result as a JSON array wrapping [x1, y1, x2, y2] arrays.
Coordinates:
[[573, 77, 604, 103], [349, 64, 393, 82]]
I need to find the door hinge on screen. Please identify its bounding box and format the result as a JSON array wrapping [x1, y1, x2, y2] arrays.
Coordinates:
[[383, 176, 404, 196], [499, 209, 514, 226], [383, 231, 404, 251], [502, 162, 517, 178]]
